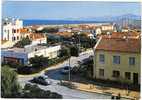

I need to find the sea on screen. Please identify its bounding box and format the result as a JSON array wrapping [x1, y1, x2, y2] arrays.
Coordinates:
[[23, 19, 109, 26]]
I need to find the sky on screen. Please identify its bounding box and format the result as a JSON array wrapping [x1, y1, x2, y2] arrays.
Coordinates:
[[2, 1, 141, 19]]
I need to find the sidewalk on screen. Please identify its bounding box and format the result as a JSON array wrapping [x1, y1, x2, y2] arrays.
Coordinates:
[[71, 81, 140, 100]]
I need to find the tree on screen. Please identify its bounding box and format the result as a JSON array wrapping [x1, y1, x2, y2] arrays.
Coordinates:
[[59, 46, 70, 57], [70, 45, 79, 57], [68, 45, 79, 82], [72, 33, 96, 49], [1, 65, 21, 98], [36, 27, 59, 33], [29, 55, 48, 68], [14, 37, 32, 48]]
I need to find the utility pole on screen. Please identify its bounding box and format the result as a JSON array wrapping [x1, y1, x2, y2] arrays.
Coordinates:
[[68, 49, 71, 83], [78, 31, 81, 53], [69, 57, 71, 82]]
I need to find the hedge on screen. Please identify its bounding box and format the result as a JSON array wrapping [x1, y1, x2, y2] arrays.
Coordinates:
[[17, 56, 69, 75]]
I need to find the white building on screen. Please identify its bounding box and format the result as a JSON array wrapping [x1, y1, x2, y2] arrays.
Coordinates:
[[95, 27, 102, 35], [95, 24, 115, 35], [1, 45, 61, 65], [2, 18, 23, 41], [1, 18, 47, 49], [101, 24, 114, 31]]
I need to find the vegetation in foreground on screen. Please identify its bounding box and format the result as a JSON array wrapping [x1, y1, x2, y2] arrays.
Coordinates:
[[1, 66, 62, 98], [1, 66, 21, 98]]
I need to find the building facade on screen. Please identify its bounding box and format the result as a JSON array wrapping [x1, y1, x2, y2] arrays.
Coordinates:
[[2, 18, 23, 41], [1, 45, 61, 65], [93, 37, 140, 85]]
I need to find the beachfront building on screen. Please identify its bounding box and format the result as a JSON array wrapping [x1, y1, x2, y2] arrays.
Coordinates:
[[93, 35, 140, 85], [1, 18, 47, 48], [2, 18, 23, 41], [1, 45, 61, 65]]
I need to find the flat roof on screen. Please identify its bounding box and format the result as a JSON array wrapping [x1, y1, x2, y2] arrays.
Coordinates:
[[2, 44, 60, 53]]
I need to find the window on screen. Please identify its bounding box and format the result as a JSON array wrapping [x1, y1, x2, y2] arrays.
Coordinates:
[[113, 56, 120, 64], [99, 54, 105, 64], [13, 37, 16, 41], [112, 70, 120, 78], [99, 69, 104, 77], [125, 72, 131, 80], [17, 36, 19, 40], [17, 29, 19, 33], [12, 29, 16, 33], [129, 57, 135, 65]]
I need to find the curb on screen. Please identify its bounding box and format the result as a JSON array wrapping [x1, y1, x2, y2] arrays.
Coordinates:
[[75, 87, 136, 100]]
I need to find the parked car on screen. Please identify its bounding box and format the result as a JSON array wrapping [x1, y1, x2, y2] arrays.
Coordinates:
[[61, 66, 72, 74], [39, 75, 52, 84], [29, 76, 49, 86], [40, 75, 48, 79]]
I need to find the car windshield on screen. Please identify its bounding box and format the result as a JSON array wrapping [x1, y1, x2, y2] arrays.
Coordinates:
[[38, 76, 44, 79], [64, 67, 69, 70]]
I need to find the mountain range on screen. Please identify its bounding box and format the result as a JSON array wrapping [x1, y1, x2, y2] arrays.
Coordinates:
[[64, 14, 141, 22]]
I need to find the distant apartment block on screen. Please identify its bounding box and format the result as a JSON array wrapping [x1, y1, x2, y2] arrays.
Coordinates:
[[93, 33, 140, 85]]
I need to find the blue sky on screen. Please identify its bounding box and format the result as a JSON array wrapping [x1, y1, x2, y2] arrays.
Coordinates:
[[2, 1, 141, 19]]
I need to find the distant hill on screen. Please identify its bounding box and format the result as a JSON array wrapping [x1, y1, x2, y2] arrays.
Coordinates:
[[64, 14, 141, 22]]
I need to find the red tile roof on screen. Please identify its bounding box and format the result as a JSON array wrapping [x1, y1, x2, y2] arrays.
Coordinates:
[[20, 28, 29, 33], [95, 37, 141, 53], [56, 32, 72, 37], [29, 33, 46, 40], [96, 32, 140, 39]]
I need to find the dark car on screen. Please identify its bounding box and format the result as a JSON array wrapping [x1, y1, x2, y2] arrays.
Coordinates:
[[61, 66, 72, 74], [29, 76, 49, 86]]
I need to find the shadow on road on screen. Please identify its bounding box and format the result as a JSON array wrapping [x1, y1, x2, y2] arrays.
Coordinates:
[[45, 67, 97, 85]]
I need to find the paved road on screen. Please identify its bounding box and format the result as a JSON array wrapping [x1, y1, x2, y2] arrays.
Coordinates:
[[18, 77, 111, 99], [18, 50, 113, 99]]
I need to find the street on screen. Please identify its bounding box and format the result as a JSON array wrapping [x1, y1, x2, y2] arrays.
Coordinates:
[[18, 50, 110, 99]]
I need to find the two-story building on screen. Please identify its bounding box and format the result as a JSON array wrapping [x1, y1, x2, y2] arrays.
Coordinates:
[[93, 36, 140, 85], [1, 44, 61, 65]]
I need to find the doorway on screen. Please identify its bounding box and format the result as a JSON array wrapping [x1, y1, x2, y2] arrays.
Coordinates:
[[133, 73, 138, 84]]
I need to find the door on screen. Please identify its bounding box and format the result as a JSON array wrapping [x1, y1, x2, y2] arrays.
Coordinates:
[[133, 73, 138, 84]]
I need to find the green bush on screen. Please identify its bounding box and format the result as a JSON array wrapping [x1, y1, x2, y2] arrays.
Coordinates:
[[1, 66, 21, 98], [14, 37, 31, 48], [22, 84, 62, 98], [17, 56, 69, 75]]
